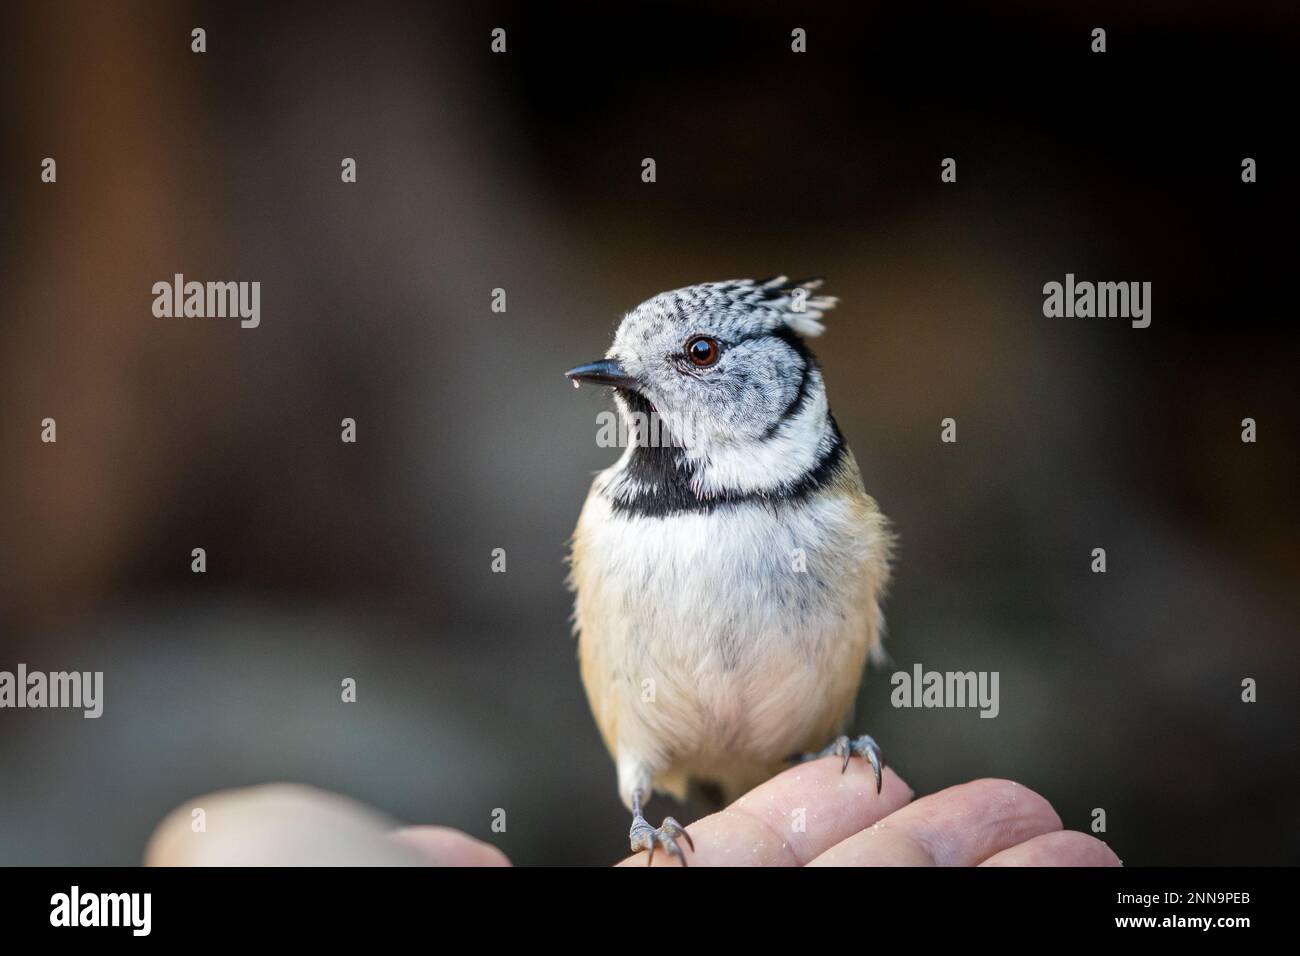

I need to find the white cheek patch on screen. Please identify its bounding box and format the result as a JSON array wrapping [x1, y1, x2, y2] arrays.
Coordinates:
[[689, 379, 831, 496]]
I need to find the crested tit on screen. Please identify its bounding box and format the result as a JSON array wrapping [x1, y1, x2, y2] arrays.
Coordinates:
[[566, 277, 892, 865]]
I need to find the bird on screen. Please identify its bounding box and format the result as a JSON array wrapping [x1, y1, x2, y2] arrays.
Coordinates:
[[565, 277, 893, 865]]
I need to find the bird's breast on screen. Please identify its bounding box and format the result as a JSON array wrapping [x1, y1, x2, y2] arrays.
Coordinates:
[[571, 481, 884, 770]]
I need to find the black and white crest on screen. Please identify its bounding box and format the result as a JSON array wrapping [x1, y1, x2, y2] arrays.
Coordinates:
[[627, 276, 837, 341]]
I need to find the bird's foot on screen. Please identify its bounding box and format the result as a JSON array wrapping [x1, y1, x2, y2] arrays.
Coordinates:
[[799, 734, 883, 794], [629, 814, 694, 866]]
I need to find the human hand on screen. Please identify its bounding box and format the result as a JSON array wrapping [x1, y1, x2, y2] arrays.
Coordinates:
[[146, 761, 1118, 866], [618, 756, 1119, 866], [145, 784, 510, 866]]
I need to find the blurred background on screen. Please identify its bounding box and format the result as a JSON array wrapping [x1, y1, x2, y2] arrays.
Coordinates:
[[1, 0, 1296, 865]]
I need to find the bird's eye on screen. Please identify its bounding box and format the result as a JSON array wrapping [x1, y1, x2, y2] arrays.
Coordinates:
[[686, 336, 720, 368]]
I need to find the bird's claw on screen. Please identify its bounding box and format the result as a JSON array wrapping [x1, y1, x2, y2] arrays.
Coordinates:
[[630, 815, 694, 866], [801, 734, 884, 794]]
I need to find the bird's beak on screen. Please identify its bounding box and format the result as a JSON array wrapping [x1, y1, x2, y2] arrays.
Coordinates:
[[565, 358, 639, 391]]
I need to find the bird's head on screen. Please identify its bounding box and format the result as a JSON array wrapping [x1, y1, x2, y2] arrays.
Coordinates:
[[567, 277, 842, 501]]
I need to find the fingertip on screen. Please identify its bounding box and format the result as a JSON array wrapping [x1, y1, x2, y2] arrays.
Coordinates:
[[979, 829, 1122, 867], [962, 778, 1064, 833], [390, 826, 512, 867]]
